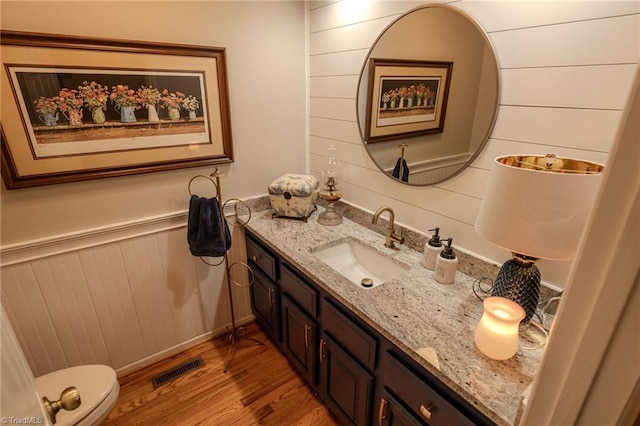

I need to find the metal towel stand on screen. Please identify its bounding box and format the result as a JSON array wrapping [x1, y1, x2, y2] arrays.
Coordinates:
[[188, 167, 262, 373]]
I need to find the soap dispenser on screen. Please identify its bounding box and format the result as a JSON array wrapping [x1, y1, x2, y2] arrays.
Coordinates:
[[435, 238, 458, 285], [421, 227, 442, 270]]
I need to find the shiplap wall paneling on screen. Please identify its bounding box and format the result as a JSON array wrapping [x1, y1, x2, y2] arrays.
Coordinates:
[[307, 0, 639, 288]]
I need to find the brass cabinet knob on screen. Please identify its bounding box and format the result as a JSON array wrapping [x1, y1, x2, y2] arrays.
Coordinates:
[[42, 386, 81, 424], [419, 404, 432, 420]]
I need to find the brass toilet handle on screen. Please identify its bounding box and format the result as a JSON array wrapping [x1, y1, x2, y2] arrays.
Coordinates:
[[42, 386, 82, 424]]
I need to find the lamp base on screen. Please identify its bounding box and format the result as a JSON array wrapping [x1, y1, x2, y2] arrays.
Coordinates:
[[491, 254, 541, 323], [318, 202, 342, 226]]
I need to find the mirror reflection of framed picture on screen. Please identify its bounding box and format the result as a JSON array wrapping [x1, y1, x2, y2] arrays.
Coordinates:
[[365, 58, 453, 143]]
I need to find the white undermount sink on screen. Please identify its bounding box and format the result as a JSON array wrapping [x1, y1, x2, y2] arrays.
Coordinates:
[[311, 237, 410, 289]]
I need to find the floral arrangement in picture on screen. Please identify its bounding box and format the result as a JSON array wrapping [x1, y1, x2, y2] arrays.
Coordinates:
[[33, 96, 58, 115], [57, 88, 85, 125], [160, 90, 185, 120], [160, 90, 184, 109], [32, 81, 201, 125], [382, 83, 435, 110], [79, 81, 109, 124], [137, 86, 162, 122], [136, 86, 162, 105], [79, 81, 109, 110], [182, 95, 199, 111], [57, 88, 84, 111], [182, 95, 200, 119], [110, 85, 141, 123], [33, 89, 84, 126], [110, 85, 141, 108], [33, 96, 60, 126]]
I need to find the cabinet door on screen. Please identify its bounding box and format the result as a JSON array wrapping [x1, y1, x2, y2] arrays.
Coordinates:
[[282, 295, 317, 385], [250, 268, 281, 342], [319, 333, 373, 426], [378, 389, 421, 426]]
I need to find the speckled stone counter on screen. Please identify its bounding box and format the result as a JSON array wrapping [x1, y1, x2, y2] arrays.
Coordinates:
[[243, 207, 543, 426]]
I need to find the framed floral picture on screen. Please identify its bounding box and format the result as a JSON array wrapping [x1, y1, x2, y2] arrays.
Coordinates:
[[0, 31, 233, 189], [365, 58, 453, 143]]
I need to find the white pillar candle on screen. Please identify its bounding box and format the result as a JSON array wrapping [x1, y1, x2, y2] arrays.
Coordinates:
[[474, 296, 525, 360]]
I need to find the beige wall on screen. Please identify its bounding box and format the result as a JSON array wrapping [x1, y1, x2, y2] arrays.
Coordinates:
[[0, 1, 307, 246], [308, 0, 640, 289], [0, 1, 306, 376]]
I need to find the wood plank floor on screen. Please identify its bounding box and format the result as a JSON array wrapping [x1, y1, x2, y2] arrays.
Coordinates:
[[103, 322, 339, 425]]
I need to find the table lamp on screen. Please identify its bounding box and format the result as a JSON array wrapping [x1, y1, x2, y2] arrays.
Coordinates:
[[318, 145, 344, 226], [475, 154, 604, 322]]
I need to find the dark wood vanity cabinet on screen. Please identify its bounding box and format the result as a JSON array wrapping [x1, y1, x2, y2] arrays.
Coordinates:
[[319, 332, 374, 425], [381, 350, 477, 426], [281, 294, 317, 385], [247, 236, 281, 343], [378, 389, 421, 426], [245, 230, 494, 426]]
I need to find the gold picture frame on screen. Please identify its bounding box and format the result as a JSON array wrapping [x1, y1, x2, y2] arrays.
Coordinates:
[[1, 31, 234, 189], [365, 58, 453, 143]]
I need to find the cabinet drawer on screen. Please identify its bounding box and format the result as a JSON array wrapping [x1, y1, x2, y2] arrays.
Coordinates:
[[385, 351, 474, 426], [246, 234, 277, 281], [281, 263, 317, 317], [322, 299, 377, 370]]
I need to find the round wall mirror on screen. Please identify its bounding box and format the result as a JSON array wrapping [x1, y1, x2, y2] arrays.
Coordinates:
[[357, 4, 500, 186]]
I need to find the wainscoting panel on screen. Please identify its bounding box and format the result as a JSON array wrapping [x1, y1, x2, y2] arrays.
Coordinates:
[[1, 217, 252, 377]]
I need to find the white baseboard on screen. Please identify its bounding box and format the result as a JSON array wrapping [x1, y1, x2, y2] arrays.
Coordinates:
[[114, 314, 256, 377]]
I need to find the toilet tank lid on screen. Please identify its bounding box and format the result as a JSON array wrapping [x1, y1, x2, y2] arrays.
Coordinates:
[[36, 364, 117, 425]]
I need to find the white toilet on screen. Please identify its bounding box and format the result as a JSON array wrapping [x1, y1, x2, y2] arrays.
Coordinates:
[[35, 364, 119, 426]]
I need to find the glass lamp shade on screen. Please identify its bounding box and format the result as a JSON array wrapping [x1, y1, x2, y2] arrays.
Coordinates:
[[474, 296, 525, 360], [321, 145, 342, 188]]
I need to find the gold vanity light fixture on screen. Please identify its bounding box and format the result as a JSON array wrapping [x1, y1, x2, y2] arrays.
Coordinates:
[[318, 145, 344, 226], [475, 154, 604, 323]]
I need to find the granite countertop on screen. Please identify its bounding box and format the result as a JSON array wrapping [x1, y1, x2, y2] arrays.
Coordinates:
[[243, 207, 543, 426]]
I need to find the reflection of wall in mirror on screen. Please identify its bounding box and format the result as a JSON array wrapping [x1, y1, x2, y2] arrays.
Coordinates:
[[359, 7, 497, 179]]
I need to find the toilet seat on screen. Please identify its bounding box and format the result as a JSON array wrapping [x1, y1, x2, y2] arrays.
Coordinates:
[[36, 364, 119, 426]]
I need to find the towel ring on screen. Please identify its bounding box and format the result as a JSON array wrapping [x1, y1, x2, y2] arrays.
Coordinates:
[[199, 255, 226, 267], [188, 175, 219, 198], [229, 261, 254, 288], [222, 198, 252, 227]]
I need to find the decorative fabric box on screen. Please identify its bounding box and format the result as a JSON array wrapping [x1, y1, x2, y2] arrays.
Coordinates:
[[268, 174, 319, 221]]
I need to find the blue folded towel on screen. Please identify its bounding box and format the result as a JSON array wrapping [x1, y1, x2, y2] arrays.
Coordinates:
[[392, 157, 409, 182], [187, 195, 231, 257]]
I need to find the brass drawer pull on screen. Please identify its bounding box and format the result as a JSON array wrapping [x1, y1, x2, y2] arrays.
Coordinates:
[[420, 404, 432, 420], [319, 338, 326, 363], [304, 324, 311, 348], [268, 287, 274, 306], [378, 398, 388, 426], [251, 254, 260, 262]]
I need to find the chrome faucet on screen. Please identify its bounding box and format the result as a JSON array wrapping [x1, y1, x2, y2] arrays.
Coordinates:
[[372, 206, 405, 248]]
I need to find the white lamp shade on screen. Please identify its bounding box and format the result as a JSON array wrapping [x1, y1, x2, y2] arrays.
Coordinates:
[[475, 155, 604, 261], [474, 296, 525, 360]]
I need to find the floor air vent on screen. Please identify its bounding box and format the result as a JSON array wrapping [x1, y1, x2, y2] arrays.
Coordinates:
[[151, 357, 205, 389]]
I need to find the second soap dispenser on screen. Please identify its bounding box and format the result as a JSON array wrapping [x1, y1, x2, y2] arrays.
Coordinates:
[[421, 227, 442, 270], [435, 238, 458, 285]]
